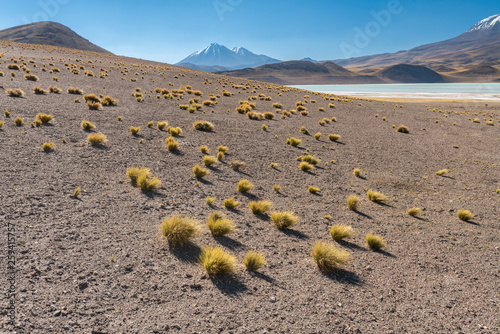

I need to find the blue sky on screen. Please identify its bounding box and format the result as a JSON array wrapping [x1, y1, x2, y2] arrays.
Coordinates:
[[0, 0, 498, 63]]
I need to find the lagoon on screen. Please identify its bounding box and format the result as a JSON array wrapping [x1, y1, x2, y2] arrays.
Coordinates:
[[291, 83, 500, 101]]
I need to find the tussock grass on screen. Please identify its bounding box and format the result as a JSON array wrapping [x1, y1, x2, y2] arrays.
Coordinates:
[[199, 246, 237, 276], [347, 195, 359, 211], [33, 86, 47, 95], [273, 184, 281, 192], [193, 120, 215, 131], [206, 197, 216, 205], [407, 207, 422, 217], [49, 86, 62, 93], [237, 179, 254, 193], [367, 189, 388, 203], [137, 172, 161, 192], [83, 93, 100, 103], [308, 186, 320, 194], [73, 187, 81, 199], [81, 120, 95, 131], [101, 96, 119, 106], [270, 163, 278, 169], [218, 146, 229, 153], [261, 124, 268, 131], [263, 112, 275, 119], [299, 161, 314, 171], [4, 110, 10, 117], [193, 164, 209, 178], [311, 241, 351, 272], [160, 215, 199, 247], [157, 121, 168, 131], [230, 160, 246, 171], [217, 151, 224, 161], [167, 126, 182, 136], [244, 251, 266, 272], [200, 145, 209, 154], [299, 154, 320, 165], [300, 126, 309, 135], [314, 132, 321, 140], [203, 155, 217, 167], [223, 197, 240, 209], [87, 133, 107, 146], [435, 169, 449, 176], [147, 121, 154, 128], [329, 224, 355, 241], [249, 200, 273, 215], [0, 120, 4, 129], [206, 211, 236, 236], [397, 125, 410, 133], [353, 168, 361, 177], [270, 211, 298, 230], [35, 113, 53, 124], [272, 102, 283, 109], [328, 134, 341, 142], [247, 111, 263, 120], [14, 116, 24, 126], [127, 167, 151, 184], [365, 233, 386, 250], [67, 86, 83, 94], [165, 137, 179, 151], [87, 101, 102, 110], [24, 74, 39, 81], [41, 142, 55, 152], [130, 126, 140, 135], [286, 137, 302, 147], [6, 89, 24, 97], [457, 209, 473, 221]]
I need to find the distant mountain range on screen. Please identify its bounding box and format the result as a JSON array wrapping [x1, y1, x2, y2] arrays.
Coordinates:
[[176, 43, 280, 71], [0, 21, 111, 54]]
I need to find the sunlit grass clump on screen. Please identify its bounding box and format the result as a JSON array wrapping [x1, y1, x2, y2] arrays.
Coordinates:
[[308, 186, 320, 194], [329, 224, 355, 241], [160, 215, 199, 247], [81, 120, 96, 131], [244, 251, 266, 272], [203, 155, 217, 167], [127, 166, 150, 184], [126, 166, 161, 192], [193, 120, 215, 131], [87, 133, 107, 146], [396, 125, 410, 133], [224, 197, 240, 209], [435, 169, 449, 176], [200, 145, 209, 154], [206, 196, 216, 205], [299, 161, 314, 171], [0, 120, 4, 129], [101, 96, 119, 106], [199, 246, 237, 276], [206, 211, 236, 236], [167, 126, 182, 136], [193, 164, 209, 178], [41, 142, 55, 152], [328, 134, 341, 142], [270, 211, 298, 230], [286, 137, 302, 147], [157, 121, 168, 131], [347, 195, 359, 211], [165, 136, 179, 151], [249, 200, 273, 215], [407, 207, 422, 217], [457, 209, 473, 222], [14, 116, 24, 126], [353, 168, 361, 177], [365, 233, 386, 250], [237, 179, 254, 193], [130, 126, 140, 135], [6, 89, 24, 97], [367, 189, 388, 203], [311, 241, 351, 272]]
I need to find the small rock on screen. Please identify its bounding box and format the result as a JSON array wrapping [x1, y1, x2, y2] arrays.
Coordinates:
[[54, 310, 61, 317], [78, 282, 88, 290], [270, 297, 276, 303]]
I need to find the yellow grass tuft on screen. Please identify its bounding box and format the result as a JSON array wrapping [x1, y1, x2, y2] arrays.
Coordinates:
[[81, 120, 95, 131], [365, 233, 386, 250], [367, 189, 388, 203], [14, 116, 24, 126], [193, 164, 209, 178], [41, 142, 55, 152], [127, 167, 151, 184], [286, 137, 302, 147], [200, 145, 209, 154], [237, 179, 254, 193], [67, 86, 83, 95], [35, 113, 53, 124], [457, 209, 473, 222], [101, 96, 119, 106], [329, 224, 355, 240], [299, 161, 314, 171], [193, 120, 215, 131], [206, 211, 236, 236], [311, 241, 351, 272], [130, 126, 140, 135], [308, 186, 320, 194], [165, 136, 179, 151], [218, 145, 229, 153], [353, 168, 361, 177], [157, 121, 168, 131], [270, 211, 298, 230], [206, 197, 216, 205], [137, 172, 161, 192], [396, 125, 410, 133], [87, 133, 107, 146], [0, 120, 4, 129], [223, 197, 240, 209], [328, 134, 341, 142], [203, 155, 217, 167], [24, 74, 39, 81], [87, 100, 102, 110], [199, 246, 237, 276], [314, 132, 321, 140], [244, 251, 266, 272], [160, 215, 199, 247], [435, 169, 449, 176], [347, 195, 359, 211], [407, 207, 422, 217], [6, 89, 25, 97], [249, 200, 273, 215]]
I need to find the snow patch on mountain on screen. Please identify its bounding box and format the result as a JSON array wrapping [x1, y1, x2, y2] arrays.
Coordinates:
[[467, 14, 500, 32]]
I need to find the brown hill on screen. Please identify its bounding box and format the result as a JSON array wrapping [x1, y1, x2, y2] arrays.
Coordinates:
[[379, 64, 445, 83], [0, 21, 111, 54]]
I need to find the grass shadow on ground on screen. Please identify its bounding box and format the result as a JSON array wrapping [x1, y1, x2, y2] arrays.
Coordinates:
[[337, 240, 367, 251], [283, 229, 309, 239], [322, 269, 363, 285], [210, 275, 247, 297], [215, 236, 244, 250], [374, 249, 396, 258], [353, 210, 373, 220], [170, 243, 202, 263]]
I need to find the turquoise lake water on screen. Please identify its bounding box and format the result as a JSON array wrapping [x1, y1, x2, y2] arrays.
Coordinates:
[[291, 83, 500, 100]]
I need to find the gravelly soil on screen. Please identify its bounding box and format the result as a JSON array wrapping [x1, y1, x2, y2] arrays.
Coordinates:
[[0, 41, 499, 334]]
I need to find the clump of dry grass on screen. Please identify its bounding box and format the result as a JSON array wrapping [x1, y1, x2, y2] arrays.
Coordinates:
[[244, 251, 266, 272], [353, 168, 361, 177], [157, 121, 168, 131], [299, 161, 314, 171], [329, 224, 355, 240], [81, 120, 95, 131], [237, 179, 254, 193], [314, 132, 321, 140], [308, 186, 320, 194], [270, 211, 298, 230], [33, 86, 47, 95], [249, 200, 273, 215], [206, 211, 236, 236], [299, 154, 320, 165], [300, 126, 309, 135], [206, 197, 216, 205], [35, 113, 53, 124], [49, 86, 62, 93], [87, 133, 107, 146], [230, 160, 246, 171], [83, 93, 100, 103], [0, 120, 4, 129], [41, 142, 55, 152], [199, 246, 237, 276], [127, 167, 151, 184], [457, 209, 473, 222], [311, 241, 351, 272], [130, 126, 140, 135], [263, 112, 275, 119], [367, 189, 388, 203], [223, 197, 240, 210], [67, 86, 83, 95], [4, 110, 10, 117], [218, 146, 229, 153], [165, 136, 179, 151], [6, 89, 25, 97], [147, 121, 154, 128], [365, 233, 386, 250], [160, 215, 199, 247], [72, 187, 81, 199], [217, 151, 224, 161], [203, 155, 217, 167], [87, 101, 102, 110], [396, 125, 410, 133], [101, 96, 119, 106], [167, 126, 182, 136], [407, 207, 422, 217], [193, 120, 215, 131], [200, 145, 209, 154], [328, 134, 341, 142], [347, 195, 359, 211], [286, 137, 302, 147], [137, 171, 161, 192], [193, 164, 209, 179], [14, 116, 24, 126], [435, 169, 449, 176], [24, 74, 39, 81]]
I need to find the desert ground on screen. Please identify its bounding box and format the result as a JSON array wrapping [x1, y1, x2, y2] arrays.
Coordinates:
[[0, 41, 499, 334]]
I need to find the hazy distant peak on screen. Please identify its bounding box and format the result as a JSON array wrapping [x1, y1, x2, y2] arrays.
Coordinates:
[[467, 14, 500, 32]]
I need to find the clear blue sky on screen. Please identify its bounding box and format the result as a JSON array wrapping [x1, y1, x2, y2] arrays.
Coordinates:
[[0, 0, 498, 63]]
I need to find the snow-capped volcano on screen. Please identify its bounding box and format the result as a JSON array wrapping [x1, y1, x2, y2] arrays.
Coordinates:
[[467, 14, 500, 32], [176, 43, 280, 71]]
